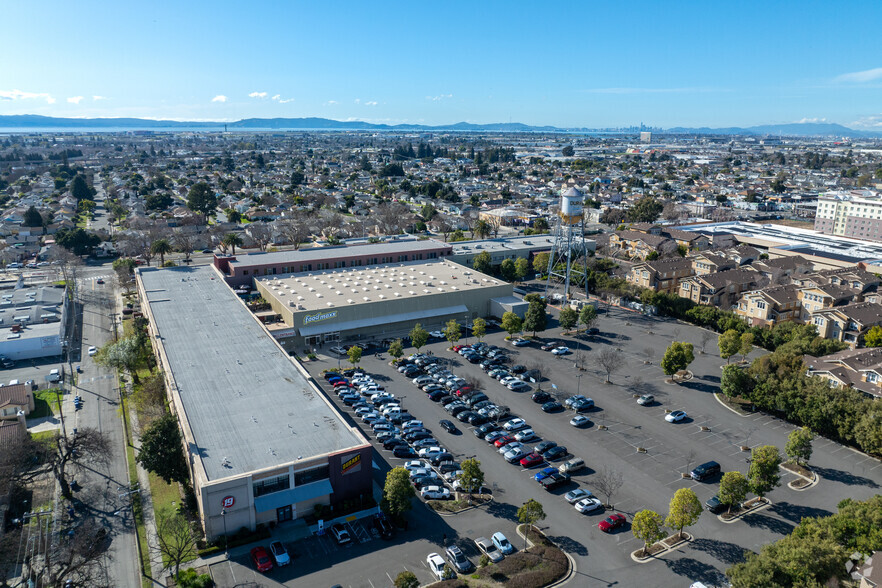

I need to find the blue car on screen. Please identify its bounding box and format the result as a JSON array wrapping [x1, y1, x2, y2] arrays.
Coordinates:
[[533, 467, 556, 482], [492, 532, 515, 555]]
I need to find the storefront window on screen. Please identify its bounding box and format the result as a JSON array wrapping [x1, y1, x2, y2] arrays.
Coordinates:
[[253, 474, 290, 497], [295, 465, 329, 486]]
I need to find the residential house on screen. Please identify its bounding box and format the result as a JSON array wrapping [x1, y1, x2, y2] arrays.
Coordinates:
[[804, 348, 882, 399], [608, 230, 676, 260], [811, 301, 882, 349], [679, 267, 760, 308], [735, 284, 801, 327], [627, 257, 695, 293], [852, 551, 882, 587], [661, 228, 711, 252], [691, 252, 737, 275], [0, 384, 35, 420], [751, 255, 812, 285]]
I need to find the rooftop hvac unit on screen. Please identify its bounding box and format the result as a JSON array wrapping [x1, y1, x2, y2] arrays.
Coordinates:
[[288, 301, 296, 307]]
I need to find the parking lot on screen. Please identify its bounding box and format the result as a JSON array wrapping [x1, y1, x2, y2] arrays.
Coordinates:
[[219, 303, 882, 588]]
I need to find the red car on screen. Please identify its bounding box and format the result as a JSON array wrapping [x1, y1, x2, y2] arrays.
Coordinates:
[[332, 380, 350, 388], [598, 513, 627, 533], [455, 387, 474, 397], [251, 546, 274, 572], [452, 345, 467, 352], [494, 435, 515, 448], [519, 452, 544, 468]]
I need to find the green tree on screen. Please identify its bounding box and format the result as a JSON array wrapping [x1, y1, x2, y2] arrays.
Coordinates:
[[785, 428, 814, 467], [718, 329, 741, 364], [473, 250, 492, 274], [865, 325, 882, 347], [748, 445, 782, 500], [853, 404, 882, 455], [645, 251, 660, 261], [388, 339, 404, 360], [501, 311, 523, 337], [221, 232, 243, 255], [347, 345, 362, 368], [155, 508, 198, 580], [23, 205, 43, 227], [578, 304, 598, 330], [151, 238, 173, 266], [70, 174, 93, 201], [382, 467, 415, 519], [739, 332, 754, 362], [393, 570, 419, 588], [471, 318, 487, 341], [532, 252, 550, 275], [500, 258, 517, 281], [443, 319, 461, 347], [409, 323, 429, 351], [523, 293, 547, 336], [187, 181, 217, 217], [517, 498, 546, 545], [718, 471, 749, 515], [631, 510, 666, 554], [559, 307, 578, 333], [561, 145, 575, 157], [55, 227, 101, 256], [474, 219, 491, 239], [95, 336, 150, 383], [661, 342, 694, 377], [627, 195, 663, 223], [514, 257, 529, 282], [458, 458, 485, 501], [137, 413, 189, 484], [721, 364, 752, 400], [224, 208, 242, 223], [665, 488, 702, 540]]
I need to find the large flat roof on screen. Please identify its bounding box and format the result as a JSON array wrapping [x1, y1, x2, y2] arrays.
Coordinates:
[[138, 265, 366, 482], [256, 259, 506, 313], [226, 238, 450, 270]]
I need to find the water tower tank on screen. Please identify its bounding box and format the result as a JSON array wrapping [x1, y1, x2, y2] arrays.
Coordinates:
[[560, 187, 583, 225]]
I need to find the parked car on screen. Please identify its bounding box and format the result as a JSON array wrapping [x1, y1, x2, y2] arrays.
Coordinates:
[[446, 545, 473, 573], [637, 394, 655, 405], [565, 488, 594, 504], [551, 346, 570, 355], [87, 346, 97, 356], [492, 532, 515, 555], [705, 495, 726, 513], [439, 419, 458, 433], [331, 523, 351, 544], [574, 497, 604, 513], [269, 541, 290, 566], [504, 446, 527, 463], [690, 461, 721, 481], [421, 486, 451, 500], [427, 552, 448, 580], [665, 410, 688, 423], [474, 423, 499, 439], [598, 513, 627, 532], [503, 418, 528, 432], [511, 338, 531, 347], [559, 457, 585, 474], [475, 536, 504, 563], [540, 341, 559, 351], [393, 446, 417, 458], [570, 398, 594, 412], [531, 391, 551, 403], [508, 381, 530, 392], [494, 434, 516, 448], [514, 428, 536, 442], [570, 415, 591, 427], [519, 452, 544, 468], [539, 471, 570, 491], [250, 546, 274, 572], [373, 513, 393, 539], [541, 401, 563, 413], [542, 446, 568, 461], [499, 441, 523, 455], [485, 430, 506, 444]]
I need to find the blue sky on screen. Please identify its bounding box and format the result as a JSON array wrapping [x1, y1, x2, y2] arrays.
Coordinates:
[[2, 0, 881, 128]]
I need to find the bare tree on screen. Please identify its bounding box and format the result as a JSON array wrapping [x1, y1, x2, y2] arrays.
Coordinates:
[[49, 246, 83, 291], [526, 361, 544, 389], [462, 210, 478, 238], [31, 516, 111, 587], [248, 221, 273, 251], [464, 375, 484, 392], [430, 215, 454, 241], [171, 228, 195, 262], [486, 214, 502, 238], [153, 508, 197, 579], [573, 350, 588, 371], [684, 449, 697, 476], [0, 431, 42, 494], [49, 428, 112, 499], [275, 217, 311, 249], [642, 347, 656, 364], [596, 348, 621, 383], [594, 466, 624, 509]]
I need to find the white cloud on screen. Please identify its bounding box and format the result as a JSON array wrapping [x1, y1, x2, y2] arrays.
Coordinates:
[[271, 94, 294, 104], [211, 95, 228, 103], [92, 95, 108, 101], [354, 98, 361, 104], [325, 100, 338, 105], [851, 114, 882, 129], [835, 67, 882, 83], [426, 93, 453, 101], [248, 91, 268, 98], [0, 89, 55, 103], [797, 117, 827, 124], [365, 101, 378, 106], [66, 96, 84, 104]]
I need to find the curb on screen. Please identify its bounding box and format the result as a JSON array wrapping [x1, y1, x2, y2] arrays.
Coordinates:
[[781, 465, 819, 491], [712, 392, 751, 418], [717, 498, 771, 524], [431, 494, 494, 517], [630, 532, 693, 563], [515, 525, 576, 587]]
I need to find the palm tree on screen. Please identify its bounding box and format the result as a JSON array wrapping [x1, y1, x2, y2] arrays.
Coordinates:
[[222, 232, 244, 255], [150, 238, 173, 266], [474, 219, 491, 239]]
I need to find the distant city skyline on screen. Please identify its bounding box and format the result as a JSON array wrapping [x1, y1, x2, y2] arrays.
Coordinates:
[[2, 1, 881, 129]]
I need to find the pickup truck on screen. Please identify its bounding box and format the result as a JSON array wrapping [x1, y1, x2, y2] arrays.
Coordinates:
[[539, 471, 571, 491]]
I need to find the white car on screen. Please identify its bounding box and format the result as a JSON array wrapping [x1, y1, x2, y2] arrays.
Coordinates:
[[409, 467, 432, 480], [511, 338, 530, 347], [418, 446, 444, 458], [421, 486, 451, 500], [330, 346, 347, 355], [499, 441, 523, 455], [429, 330, 445, 339], [404, 460, 430, 472], [503, 418, 528, 432], [87, 346, 97, 356], [637, 394, 654, 406], [443, 469, 463, 483], [427, 552, 447, 580], [508, 381, 530, 392], [575, 497, 604, 513], [665, 410, 687, 423], [514, 428, 536, 442], [551, 346, 570, 355], [499, 376, 518, 387]]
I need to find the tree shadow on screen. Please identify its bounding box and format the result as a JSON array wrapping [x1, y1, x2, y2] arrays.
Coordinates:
[[772, 501, 834, 524], [484, 500, 520, 522], [688, 537, 750, 566], [812, 466, 880, 488], [742, 512, 795, 535], [546, 534, 588, 556], [663, 556, 727, 586], [680, 381, 718, 394], [702, 375, 721, 384]]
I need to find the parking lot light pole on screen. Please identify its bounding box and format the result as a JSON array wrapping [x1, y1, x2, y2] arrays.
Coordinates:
[[221, 509, 228, 558], [576, 374, 583, 398]]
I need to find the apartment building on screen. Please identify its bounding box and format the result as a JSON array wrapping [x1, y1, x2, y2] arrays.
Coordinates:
[[810, 301, 882, 349], [804, 347, 882, 399], [679, 267, 760, 308], [735, 284, 801, 327], [814, 190, 882, 240], [627, 257, 694, 293]]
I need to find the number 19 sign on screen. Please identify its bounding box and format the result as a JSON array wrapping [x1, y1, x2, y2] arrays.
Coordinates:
[[222, 496, 235, 508]]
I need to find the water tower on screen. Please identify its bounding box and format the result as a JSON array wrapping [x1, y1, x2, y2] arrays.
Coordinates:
[[544, 187, 590, 305]]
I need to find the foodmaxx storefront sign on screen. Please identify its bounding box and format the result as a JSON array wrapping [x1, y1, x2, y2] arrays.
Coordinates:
[[303, 310, 338, 325]]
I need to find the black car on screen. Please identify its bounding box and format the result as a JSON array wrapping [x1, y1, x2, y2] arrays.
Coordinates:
[[539, 471, 571, 491], [511, 364, 527, 374], [430, 452, 455, 466], [373, 513, 393, 539], [405, 431, 433, 442], [541, 401, 564, 413], [438, 462, 461, 475], [437, 395, 455, 406], [534, 440, 557, 454], [389, 413, 415, 425], [428, 389, 448, 402], [412, 475, 445, 489], [691, 461, 722, 481], [542, 445, 568, 461], [474, 423, 499, 439], [467, 413, 488, 426], [465, 393, 489, 407], [392, 446, 417, 458], [457, 410, 477, 423], [531, 391, 551, 403], [440, 419, 458, 434], [450, 405, 470, 417], [705, 495, 725, 513]]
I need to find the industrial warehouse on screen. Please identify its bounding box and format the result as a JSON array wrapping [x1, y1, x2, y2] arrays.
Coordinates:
[[254, 258, 519, 352], [137, 264, 373, 540]]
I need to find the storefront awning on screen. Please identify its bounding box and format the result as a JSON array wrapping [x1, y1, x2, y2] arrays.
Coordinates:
[[254, 479, 333, 512], [298, 304, 469, 337]]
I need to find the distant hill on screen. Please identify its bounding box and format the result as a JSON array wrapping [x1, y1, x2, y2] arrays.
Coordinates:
[[0, 114, 879, 137]]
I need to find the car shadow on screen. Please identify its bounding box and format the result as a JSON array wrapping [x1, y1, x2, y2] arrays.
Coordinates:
[[688, 537, 749, 566], [772, 501, 834, 523], [812, 466, 880, 488]]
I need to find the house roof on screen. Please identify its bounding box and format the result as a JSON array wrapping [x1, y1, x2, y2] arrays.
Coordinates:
[[0, 418, 27, 448], [0, 384, 30, 410], [613, 230, 671, 248]]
